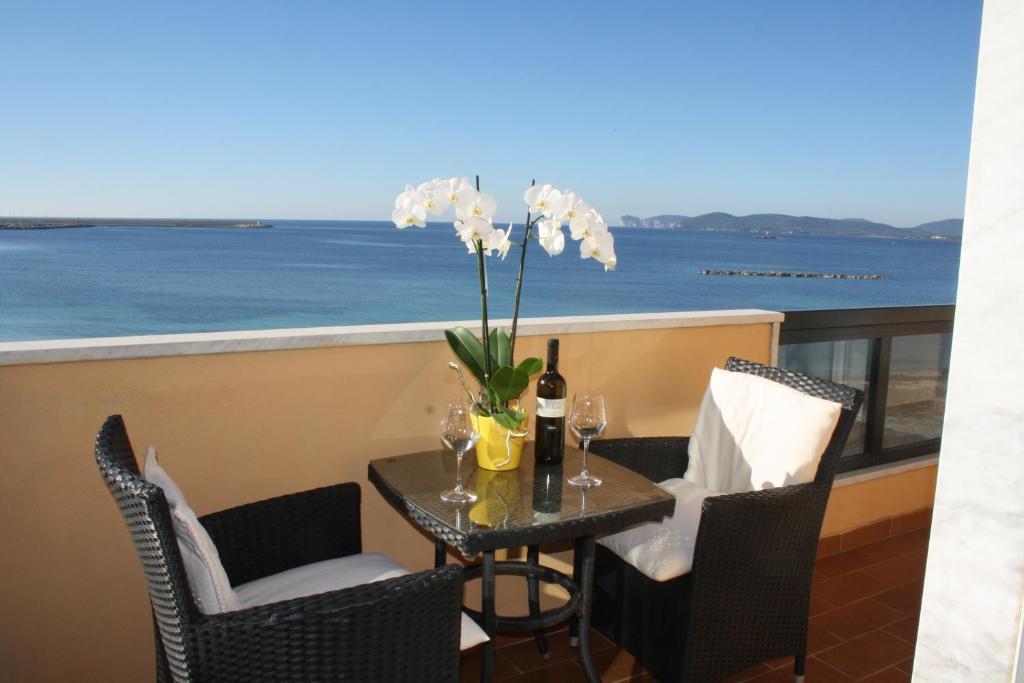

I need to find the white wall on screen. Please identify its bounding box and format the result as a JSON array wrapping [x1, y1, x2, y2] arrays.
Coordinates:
[[914, 0, 1024, 679]]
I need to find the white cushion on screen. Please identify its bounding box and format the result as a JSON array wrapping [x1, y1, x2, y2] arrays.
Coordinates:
[[143, 446, 186, 506], [598, 478, 719, 581], [143, 447, 242, 613], [684, 367, 842, 493], [236, 553, 489, 651], [598, 367, 842, 582]]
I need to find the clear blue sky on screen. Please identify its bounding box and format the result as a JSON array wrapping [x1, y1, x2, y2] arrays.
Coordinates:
[[0, 1, 981, 227]]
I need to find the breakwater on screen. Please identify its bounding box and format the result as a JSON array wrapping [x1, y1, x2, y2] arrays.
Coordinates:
[[1, 218, 270, 230], [700, 269, 885, 280]]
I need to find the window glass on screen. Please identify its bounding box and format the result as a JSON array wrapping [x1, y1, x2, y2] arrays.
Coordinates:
[[884, 333, 951, 448], [778, 339, 872, 455]]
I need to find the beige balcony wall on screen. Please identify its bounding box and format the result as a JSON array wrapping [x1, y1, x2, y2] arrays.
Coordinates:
[[0, 311, 776, 682]]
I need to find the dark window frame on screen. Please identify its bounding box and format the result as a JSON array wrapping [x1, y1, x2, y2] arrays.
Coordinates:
[[780, 305, 953, 473]]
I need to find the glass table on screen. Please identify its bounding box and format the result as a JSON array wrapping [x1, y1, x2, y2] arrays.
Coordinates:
[[368, 443, 675, 682]]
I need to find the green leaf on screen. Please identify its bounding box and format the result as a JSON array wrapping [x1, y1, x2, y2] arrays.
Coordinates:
[[489, 328, 512, 369], [492, 411, 521, 430], [490, 366, 530, 403], [515, 356, 543, 377], [445, 327, 486, 385]]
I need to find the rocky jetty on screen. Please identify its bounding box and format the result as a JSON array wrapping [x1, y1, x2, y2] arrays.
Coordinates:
[[700, 269, 885, 280]]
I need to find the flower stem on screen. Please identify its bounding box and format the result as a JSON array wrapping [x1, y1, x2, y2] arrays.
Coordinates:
[[476, 239, 492, 387], [510, 179, 536, 362]]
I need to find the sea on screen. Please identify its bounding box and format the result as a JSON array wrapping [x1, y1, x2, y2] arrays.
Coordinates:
[[0, 220, 960, 343]]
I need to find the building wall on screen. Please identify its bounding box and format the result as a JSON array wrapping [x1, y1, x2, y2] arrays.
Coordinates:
[[915, 0, 1024, 679], [0, 313, 775, 681]]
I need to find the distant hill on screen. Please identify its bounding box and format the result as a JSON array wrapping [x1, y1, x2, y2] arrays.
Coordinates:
[[619, 212, 962, 239]]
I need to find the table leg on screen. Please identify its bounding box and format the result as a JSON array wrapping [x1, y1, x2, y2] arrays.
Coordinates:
[[480, 550, 496, 683], [569, 536, 584, 647], [575, 536, 599, 683], [434, 538, 446, 568], [526, 545, 550, 658]]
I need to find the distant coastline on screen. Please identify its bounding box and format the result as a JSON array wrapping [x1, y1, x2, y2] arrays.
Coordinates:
[[619, 212, 962, 240], [0, 218, 270, 230]]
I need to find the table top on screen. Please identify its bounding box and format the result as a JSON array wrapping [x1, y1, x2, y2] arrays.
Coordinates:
[[368, 443, 676, 554]]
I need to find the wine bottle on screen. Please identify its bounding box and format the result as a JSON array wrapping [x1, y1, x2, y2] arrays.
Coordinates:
[[535, 338, 566, 464]]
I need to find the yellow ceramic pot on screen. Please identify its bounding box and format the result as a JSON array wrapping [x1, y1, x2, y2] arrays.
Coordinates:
[[471, 413, 526, 471]]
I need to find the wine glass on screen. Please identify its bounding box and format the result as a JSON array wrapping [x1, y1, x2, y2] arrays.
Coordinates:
[[440, 401, 479, 503], [568, 392, 606, 488]]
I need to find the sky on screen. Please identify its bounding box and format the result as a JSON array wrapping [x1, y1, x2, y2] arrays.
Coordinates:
[[0, 1, 982, 227]]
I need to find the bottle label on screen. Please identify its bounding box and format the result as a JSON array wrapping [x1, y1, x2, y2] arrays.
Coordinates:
[[536, 397, 566, 418]]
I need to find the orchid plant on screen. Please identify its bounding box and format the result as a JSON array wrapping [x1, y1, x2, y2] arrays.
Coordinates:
[[392, 176, 617, 431]]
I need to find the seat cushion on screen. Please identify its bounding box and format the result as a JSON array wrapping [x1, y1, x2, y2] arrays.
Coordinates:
[[235, 553, 489, 651], [598, 478, 719, 581], [143, 447, 242, 613], [685, 367, 842, 493]]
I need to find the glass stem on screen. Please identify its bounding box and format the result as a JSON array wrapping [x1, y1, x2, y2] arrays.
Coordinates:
[[454, 450, 464, 493], [581, 438, 590, 476]]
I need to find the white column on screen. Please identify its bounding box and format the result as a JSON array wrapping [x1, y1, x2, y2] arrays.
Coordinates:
[[914, 0, 1024, 680]]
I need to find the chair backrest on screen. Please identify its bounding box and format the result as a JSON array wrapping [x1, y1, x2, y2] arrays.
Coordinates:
[[95, 415, 196, 683], [724, 357, 863, 486]]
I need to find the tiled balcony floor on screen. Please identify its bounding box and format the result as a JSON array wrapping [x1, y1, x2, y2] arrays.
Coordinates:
[[460, 526, 928, 682]]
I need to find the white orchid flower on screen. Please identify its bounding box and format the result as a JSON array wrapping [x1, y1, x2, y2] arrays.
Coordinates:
[[392, 202, 427, 229], [482, 226, 509, 257], [394, 185, 417, 210], [497, 222, 514, 260], [537, 219, 565, 256], [455, 216, 494, 247], [456, 191, 497, 222], [569, 208, 609, 241], [523, 184, 565, 217], [412, 181, 445, 217], [560, 190, 592, 236], [581, 230, 616, 269], [436, 177, 475, 208]]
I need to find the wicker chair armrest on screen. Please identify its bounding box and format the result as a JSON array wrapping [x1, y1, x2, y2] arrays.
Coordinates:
[[687, 482, 829, 643], [588, 437, 690, 482], [693, 482, 827, 576], [200, 482, 362, 586], [194, 565, 464, 682]]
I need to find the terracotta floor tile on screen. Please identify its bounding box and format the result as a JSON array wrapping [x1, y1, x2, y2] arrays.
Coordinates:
[[882, 615, 920, 645], [860, 666, 912, 682], [743, 657, 851, 682], [813, 570, 890, 607], [808, 622, 844, 654], [890, 508, 932, 535], [815, 631, 915, 680], [814, 547, 884, 579], [874, 579, 925, 616], [580, 647, 645, 682], [498, 627, 613, 673], [500, 659, 587, 682], [722, 662, 772, 681], [861, 550, 928, 586], [812, 597, 904, 640], [818, 534, 843, 559], [809, 593, 836, 617], [896, 657, 915, 675], [841, 519, 891, 550], [459, 649, 522, 681], [860, 528, 930, 560]]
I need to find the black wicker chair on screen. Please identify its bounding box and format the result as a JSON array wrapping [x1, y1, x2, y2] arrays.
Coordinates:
[[588, 358, 863, 683], [95, 414, 465, 683]]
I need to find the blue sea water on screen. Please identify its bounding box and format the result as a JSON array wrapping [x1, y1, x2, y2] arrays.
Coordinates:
[[0, 220, 960, 342]]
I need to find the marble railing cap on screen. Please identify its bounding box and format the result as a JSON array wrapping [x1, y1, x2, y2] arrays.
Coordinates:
[[0, 309, 783, 366]]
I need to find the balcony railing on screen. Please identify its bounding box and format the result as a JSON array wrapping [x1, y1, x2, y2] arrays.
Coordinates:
[[778, 305, 954, 473]]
